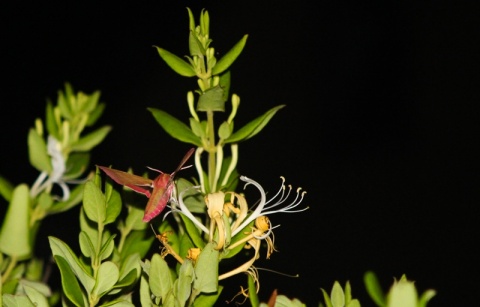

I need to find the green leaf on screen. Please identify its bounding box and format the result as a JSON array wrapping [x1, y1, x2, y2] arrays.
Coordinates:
[[345, 281, 352, 305], [248, 274, 259, 307], [320, 288, 333, 307], [1, 294, 36, 307], [347, 299, 361, 307], [64, 152, 90, 180], [110, 269, 137, 295], [0, 175, 14, 202], [176, 259, 195, 305], [418, 289, 436, 307], [200, 9, 210, 38], [179, 213, 205, 248], [149, 254, 173, 302], [54, 255, 86, 307], [87, 102, 106, 126], [105, 188, 122, 225], [212, 34, 248, 75], [118, 231, 154, 260], [70, 126, 111, 152], [218, 121, 232, 140], [219, 71, 231, 102], [79, 207, 99, 249], [193, 243, 218, 294], [2, 278, 19, 295], [45, 100, 59, 139], [190, 118, 206, 138], [197, 86, 225, 112], [97, 300, 135, 307], [189, 31, 205, 57], [124, 205, 147, 231], [158, 220, 180, 255], [271, 295, 306, 306], [79, 231, 95, 258], [155, 47, 196, 77], [48, 181, 85, 214], [364, 271, 386, 307], [58, 83, 74, 119], [79, 90, 101, 114], [225, 105, 285, 143], [386, 278, 417, 307], [193, 286, 223, 307], [36, 190, 54, 215], [331, 281, 345, 307], [222, 219, 252, 259], [175, 178, 206, 214], [83, 181, 106, 223], [118, 253, 141, 282], [0, 184, 31, 260], [99, 234, 116, 261], [28, 129, 52, 173], [49, 236, 95, 293], [22, 284, 50, 307], [178, 234, 195, 273], [148, 108, 202, 146], [139, 274, 152, 307], [92, 261, 119, 299], [25, 258, 45, 281]]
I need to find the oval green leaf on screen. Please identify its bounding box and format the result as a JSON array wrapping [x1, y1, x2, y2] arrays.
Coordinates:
[[149, 254, 173, 300], [155, 47, 196, 77], [28, 129, 52, 173], [148, 108, 202, 146], [212, 34, 248, 75], [92, 261, 120, 299], [83, 181, 106, 223], [70, 126, 111, 152], [225, 105, 285, 143], [54, 255, 86, 307], [0, 184, 31, 260]]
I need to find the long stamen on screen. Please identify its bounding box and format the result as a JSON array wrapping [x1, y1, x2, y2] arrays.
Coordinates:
[[262, 189, 308, 215]]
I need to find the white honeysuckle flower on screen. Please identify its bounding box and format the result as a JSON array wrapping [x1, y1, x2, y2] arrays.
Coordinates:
[[31, 136, 70, 200], [230, 176, 308, 237], [176, 175, 308, 238]]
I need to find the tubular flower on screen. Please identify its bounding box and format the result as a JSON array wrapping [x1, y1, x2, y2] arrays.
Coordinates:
[[230, 176, 308, 237], [175, 175, 307, 255], [30, 136, 70, 200], [172, 175, 308, 297]]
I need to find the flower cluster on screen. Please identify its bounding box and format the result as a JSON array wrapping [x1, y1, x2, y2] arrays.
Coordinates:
[[170, 175, 308, 283]]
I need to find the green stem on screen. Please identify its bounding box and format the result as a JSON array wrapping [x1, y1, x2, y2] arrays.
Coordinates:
[[93, 222, 104, 277], [117, 225, 131, 254], [1, 255, 18, 284], [206, 110, 216, 192]]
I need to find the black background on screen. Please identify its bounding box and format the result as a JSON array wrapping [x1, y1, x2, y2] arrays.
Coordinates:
[[1, 1, 478, 306]]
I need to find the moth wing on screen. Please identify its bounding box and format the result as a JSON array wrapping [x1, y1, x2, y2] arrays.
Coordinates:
[[97, 165, 153, 197]]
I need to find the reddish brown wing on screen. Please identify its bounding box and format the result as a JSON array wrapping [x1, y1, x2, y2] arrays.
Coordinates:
[[97, 165, 153, 197]]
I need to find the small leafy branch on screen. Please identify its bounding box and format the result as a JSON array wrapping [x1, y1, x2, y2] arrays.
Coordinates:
[[0, 83, 110, 306]]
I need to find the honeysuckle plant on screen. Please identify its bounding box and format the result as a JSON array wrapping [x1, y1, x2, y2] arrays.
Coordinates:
[[0, 83, 110, 306], [0, 6, 436, 307]]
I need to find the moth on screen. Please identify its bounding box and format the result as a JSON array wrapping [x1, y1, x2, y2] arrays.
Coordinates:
[[97, 148, 195, 222]]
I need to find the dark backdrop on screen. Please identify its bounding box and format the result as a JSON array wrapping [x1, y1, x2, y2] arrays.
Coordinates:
[[1, 1, 478, 306]]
